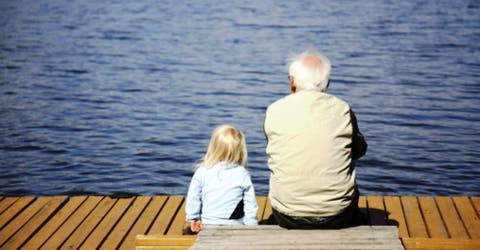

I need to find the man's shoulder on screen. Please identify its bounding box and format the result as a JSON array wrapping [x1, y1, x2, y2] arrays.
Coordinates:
[[324, 93, 351, 109], [267, 92, 351, 111], [266, 95, 290, 112]]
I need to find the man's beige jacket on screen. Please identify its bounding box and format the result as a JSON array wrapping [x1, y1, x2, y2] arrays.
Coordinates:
[[265, 90, 357, 217]]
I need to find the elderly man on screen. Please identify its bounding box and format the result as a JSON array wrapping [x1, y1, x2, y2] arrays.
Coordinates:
[[264, 50, 367, 229]]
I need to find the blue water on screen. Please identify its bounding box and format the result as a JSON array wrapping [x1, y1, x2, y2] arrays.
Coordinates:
[[1, 0, 479, 197]]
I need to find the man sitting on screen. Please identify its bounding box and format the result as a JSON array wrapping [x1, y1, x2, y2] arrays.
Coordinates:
[[264, 49, 367, 229]]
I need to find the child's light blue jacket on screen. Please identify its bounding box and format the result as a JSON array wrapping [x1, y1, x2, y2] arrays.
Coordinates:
[[185, 162, 258, 225]]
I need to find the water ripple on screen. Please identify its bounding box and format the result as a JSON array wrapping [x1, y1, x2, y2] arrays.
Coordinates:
[[0, 0, 478, 197]]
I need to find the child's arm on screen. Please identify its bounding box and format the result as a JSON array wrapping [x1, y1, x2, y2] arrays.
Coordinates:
[[242, 173, 259, 225], [185, 170, 203, 223]]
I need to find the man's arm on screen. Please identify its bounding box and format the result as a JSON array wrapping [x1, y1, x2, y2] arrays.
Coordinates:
[[350, 109, 367, 160]]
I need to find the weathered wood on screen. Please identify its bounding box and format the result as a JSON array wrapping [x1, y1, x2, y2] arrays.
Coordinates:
[[418, 196, 448, 238], [0, 196, 478, 250], [22, 196, 86, 249], [384, 196, 409, 238], [358, 196, 367, 221], [135, 247, 190, 250], [0, 197, 19, 215], [81, 197, 134, 249], [0, 196, 49, 246], [402, 238, 480, 250], [256, 196, 267, 222], [149, 196, 183, 235], [61, 196, 117, 249], [199, 227, 400, 239], [401, 196, 428, 238], [358, 196, 367, 209], [435, 196, 469, 239], [0, 196, 35, 229], [367, 196, 387, 225], [101, 196, 151, 249], [2, 196, 67, 249], [191, 225, 403, 250], [263, 198, 273, 221], [167, 198, 186, 235], [135, 235, 196, 246], [119, 196, 167, 250], [452, 196, 480, 239], [471, 197, 480, 215], [41, 196, 103, 249], [21, 196, 86, 249]]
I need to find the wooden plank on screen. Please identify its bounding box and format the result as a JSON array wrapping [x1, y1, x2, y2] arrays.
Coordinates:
[[41, 196, 103, 249], [358, 196, 367, 224], [256, 196, 267, 222], [262, 198, 272, 221], [81, 197, 134, 249], [2, 196, 67, 249], [356, 196, 367, 227], [435, 196, 469, 239], [61, 196, 117, 249], [135, 234, 196, 246], [40, 196, 101, 249], [384, 196, 409, 238], [452, 197, 479, 239], [418, 196, 448, 238], [367, 196, 387, 225], [190, 225, 403, 250], [135, 247, 189, 250], [0, 195, 478, 250], [119, 196, 167, 250], [101, 196, 151, 249], [471, 197, 480, 215], [402, 238, 480, 250], [167, 197, 186, 235], [358, 196, 367, 209], [149, 196, 183, 235], [22, 196, 87, 249], [358, 196, 368, 209], [0, 196, 49, 246], [401, 196, 428, 238], [0, 197, 19, 215], [0, 196, 35, 229], [198, 225, 399, 236]]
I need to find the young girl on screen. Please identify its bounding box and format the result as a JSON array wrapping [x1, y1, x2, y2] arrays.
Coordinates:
[[185, 124, 258, 233]]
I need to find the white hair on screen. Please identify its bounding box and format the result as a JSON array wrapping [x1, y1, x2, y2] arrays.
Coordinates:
[[287, 50, 331, 92]]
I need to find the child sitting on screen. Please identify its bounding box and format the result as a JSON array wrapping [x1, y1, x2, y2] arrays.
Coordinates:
[[185, 125, 258, 234]]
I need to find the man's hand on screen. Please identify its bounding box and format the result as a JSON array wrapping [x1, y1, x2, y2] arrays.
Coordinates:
[[190, 219, 203, 233]]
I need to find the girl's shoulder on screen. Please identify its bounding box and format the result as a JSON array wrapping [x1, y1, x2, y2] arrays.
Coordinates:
[[223, 163, 247, 169], [193, 165, 209, 175], [226, 164, 250, 176], [193, 163, 222, 173], [198, 162, 249, 173]]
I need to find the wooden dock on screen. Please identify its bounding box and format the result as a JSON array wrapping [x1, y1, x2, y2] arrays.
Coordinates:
[[186, 225, 405, 249], [0, 196, 479, 249]]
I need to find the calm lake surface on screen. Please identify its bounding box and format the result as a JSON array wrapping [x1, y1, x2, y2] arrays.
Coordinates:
[[1, 0, 479, 197]]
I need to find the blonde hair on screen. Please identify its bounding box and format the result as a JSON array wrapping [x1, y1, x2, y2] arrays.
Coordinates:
[[199, 125, 248, 168]]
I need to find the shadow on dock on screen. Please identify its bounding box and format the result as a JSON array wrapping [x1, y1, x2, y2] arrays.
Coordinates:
[[258, 208, 398, 228]]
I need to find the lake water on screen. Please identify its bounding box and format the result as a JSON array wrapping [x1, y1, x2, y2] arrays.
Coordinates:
[[1, 0, 479, 197]]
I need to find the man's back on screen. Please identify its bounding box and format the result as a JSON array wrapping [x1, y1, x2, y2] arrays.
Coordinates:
[[265, 90, 356, 217]]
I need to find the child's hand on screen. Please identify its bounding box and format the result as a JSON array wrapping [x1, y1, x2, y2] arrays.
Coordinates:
[[190, 219, 202, 233]]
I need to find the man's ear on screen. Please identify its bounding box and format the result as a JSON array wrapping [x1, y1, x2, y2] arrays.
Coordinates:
[[290, 77, 296, 93]]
